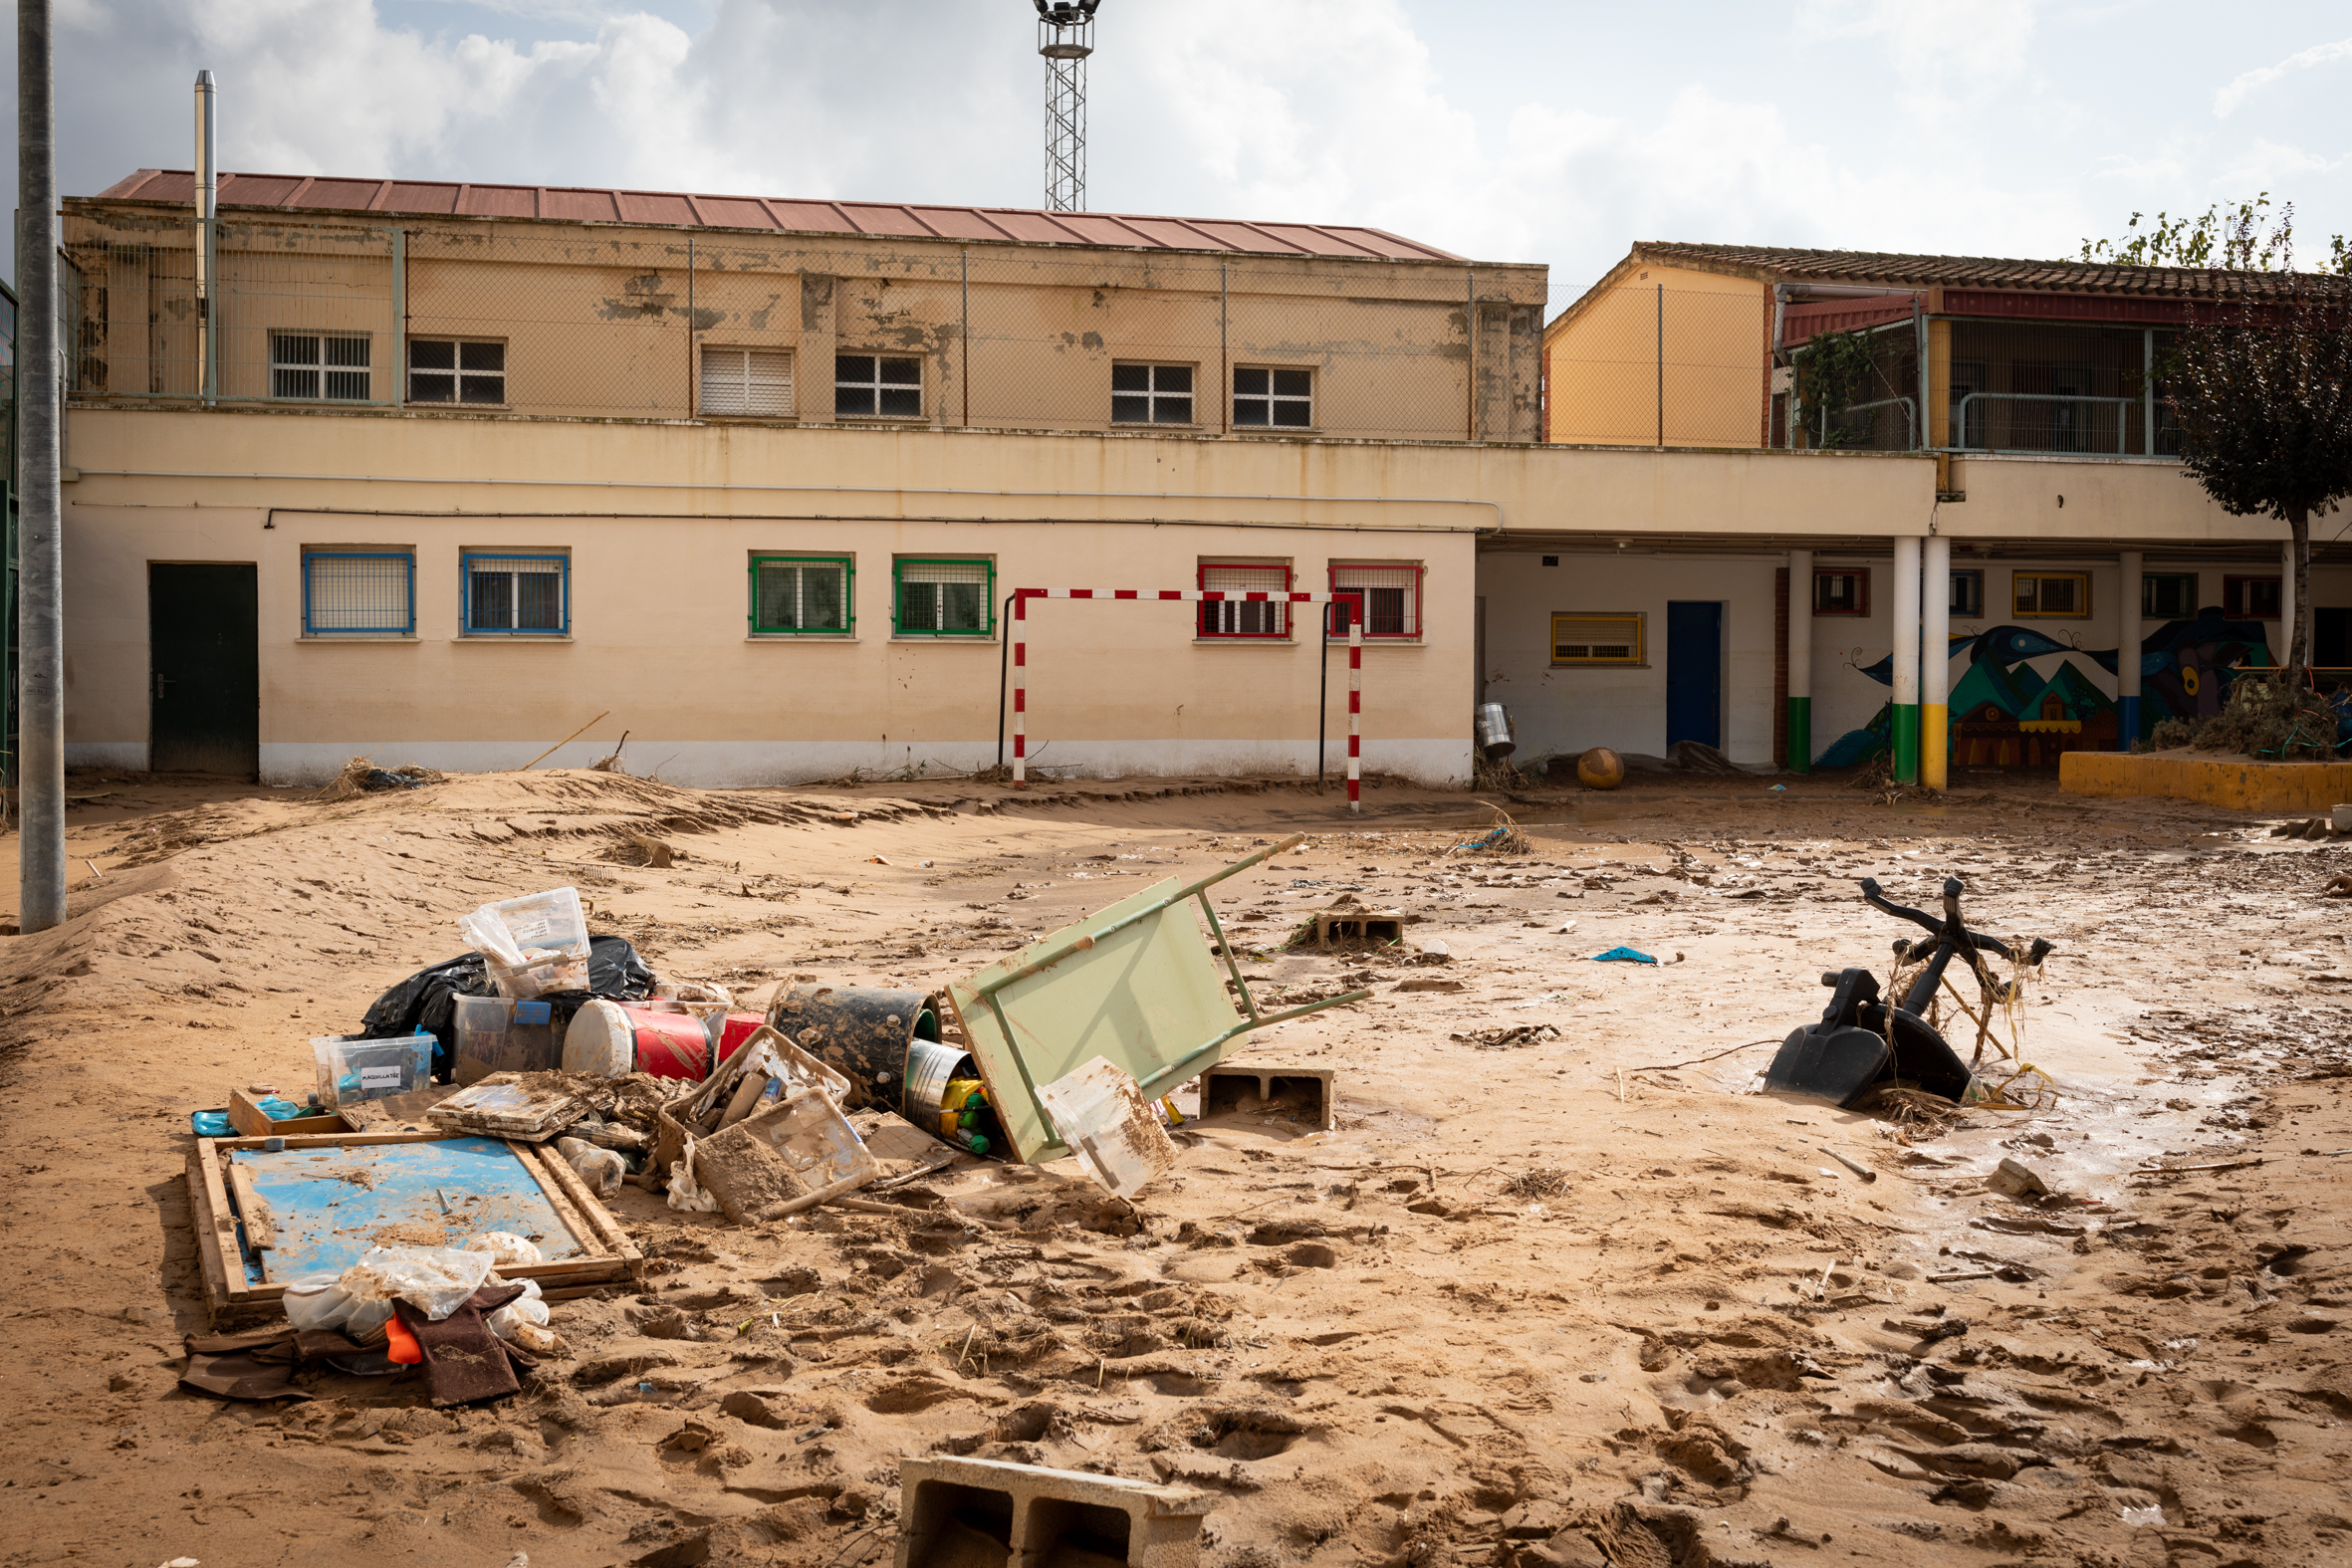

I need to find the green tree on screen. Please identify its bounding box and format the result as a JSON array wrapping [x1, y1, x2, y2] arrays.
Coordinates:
[[2162, 208, 2352, 692]]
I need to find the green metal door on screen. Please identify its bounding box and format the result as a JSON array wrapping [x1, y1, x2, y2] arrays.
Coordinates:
[[148, 562, 259, 778]]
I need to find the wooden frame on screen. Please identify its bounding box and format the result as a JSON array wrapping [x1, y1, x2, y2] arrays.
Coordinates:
[[186, 1128, 640, 1325]]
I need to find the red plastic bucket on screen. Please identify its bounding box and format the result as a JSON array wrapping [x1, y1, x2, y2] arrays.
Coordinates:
[[565, 1000, 711, 1080], [712, 1011, 766, 1067]]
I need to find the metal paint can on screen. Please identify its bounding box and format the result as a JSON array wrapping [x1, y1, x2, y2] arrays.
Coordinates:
[[1474, 701, 1517, 760], [901, 1036, 979, 1132]]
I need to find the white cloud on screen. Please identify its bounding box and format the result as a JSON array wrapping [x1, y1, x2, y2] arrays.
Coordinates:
[[2215, 35, 2352, 118], [10, 0, 2347, 300]]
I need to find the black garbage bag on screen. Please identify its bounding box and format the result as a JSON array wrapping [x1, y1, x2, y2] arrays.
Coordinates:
[[357, 934, 657, 1082]]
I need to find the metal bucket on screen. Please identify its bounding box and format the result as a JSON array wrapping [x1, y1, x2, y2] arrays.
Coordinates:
[[768, 984, 943, 1112], [1474, 701, 1517, 760], [900, 1036, 979, 1132]]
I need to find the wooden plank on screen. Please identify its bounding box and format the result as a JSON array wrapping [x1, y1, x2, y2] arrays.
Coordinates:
[[184, 1150, 235, 1321], [525, 1138, 643, 1265], [207, 1129, 463, 1153], [225, 1163, 277, 1250], [507, 1140, 606, 1261], [194, 1139, 267, 1307]]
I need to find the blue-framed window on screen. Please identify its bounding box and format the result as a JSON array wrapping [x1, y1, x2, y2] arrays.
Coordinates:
[[303, 551, 414, 636], [463, 553, 569, 635]]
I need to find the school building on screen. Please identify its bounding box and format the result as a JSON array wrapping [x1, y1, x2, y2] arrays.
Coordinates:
[[48, 175, 2321, 787]]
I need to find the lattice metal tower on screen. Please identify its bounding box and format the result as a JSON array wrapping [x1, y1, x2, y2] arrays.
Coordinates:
[[1036, 1, 1099, 212]]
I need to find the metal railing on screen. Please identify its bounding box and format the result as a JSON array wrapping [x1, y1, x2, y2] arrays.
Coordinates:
[[1953, 391, 2139, 455]]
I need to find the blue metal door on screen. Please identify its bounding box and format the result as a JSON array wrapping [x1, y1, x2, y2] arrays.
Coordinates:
[[1665, 601, 1722, 749]]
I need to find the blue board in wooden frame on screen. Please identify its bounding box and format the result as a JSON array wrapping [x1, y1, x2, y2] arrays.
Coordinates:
[[229, 1135, 584, 1284]]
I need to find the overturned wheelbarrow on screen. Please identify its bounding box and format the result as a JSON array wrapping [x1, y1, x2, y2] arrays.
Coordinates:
[[1766, 877, 2051, 1109]]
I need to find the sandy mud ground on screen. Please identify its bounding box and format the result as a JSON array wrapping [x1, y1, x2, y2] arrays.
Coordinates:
[[0, 766, 2346, 1568]]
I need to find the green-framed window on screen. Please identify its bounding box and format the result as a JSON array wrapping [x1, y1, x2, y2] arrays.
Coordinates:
[[750, 555, 852, 635], [893, 558, 995, 637]]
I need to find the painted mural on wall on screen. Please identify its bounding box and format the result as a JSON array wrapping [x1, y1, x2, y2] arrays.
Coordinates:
[[1816, 610, 2275, 768]]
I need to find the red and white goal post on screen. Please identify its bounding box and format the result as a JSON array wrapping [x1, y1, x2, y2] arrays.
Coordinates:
[[1011, 588, 1364, 811]]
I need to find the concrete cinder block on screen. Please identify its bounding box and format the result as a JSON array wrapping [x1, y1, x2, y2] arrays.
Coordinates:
[[1312, 910, 1403, 947], [1199, 1065, 1336, 1132], [2332, 803, 2352, 832], [897, 1454, 1218, 1568]]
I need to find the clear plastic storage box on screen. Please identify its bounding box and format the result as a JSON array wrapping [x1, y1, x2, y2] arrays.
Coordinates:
[[460, 887, 591, 999], [311, 1031, 436, 1110], [451, 996, 562, 1085]]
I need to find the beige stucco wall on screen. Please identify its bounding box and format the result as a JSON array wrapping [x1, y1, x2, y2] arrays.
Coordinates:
[[1543, 262, 1769, 449], [65, 205, 1547, 441], [57, 403, 2287, 784]]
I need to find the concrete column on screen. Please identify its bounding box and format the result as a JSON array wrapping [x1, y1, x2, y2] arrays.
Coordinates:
[[1892, 537, 1922, 783], [2281, 540, 2299, 672], [2118, 551, 2143, 747], [1786, 549, 1812, 774], [1922, 537, 1950, 788]]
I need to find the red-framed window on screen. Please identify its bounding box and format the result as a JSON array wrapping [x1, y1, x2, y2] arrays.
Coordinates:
[[1326, 562, 1423, 638], [2224, 575, 2280, 619], [1198, 561, 1292, 638]]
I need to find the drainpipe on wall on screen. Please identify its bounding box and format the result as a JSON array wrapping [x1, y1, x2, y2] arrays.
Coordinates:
[[194, 69, 216, 405]]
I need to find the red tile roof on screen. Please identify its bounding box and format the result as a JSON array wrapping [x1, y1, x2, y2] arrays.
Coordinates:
[[88, 168, 1465, 263], [1629, 242, 2338, 300]]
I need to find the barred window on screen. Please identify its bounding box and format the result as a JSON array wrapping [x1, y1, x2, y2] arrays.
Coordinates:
[[408, 338, 505, 404], [894, 559, 993, 636], [1328, 563, 1422, 638], [703, 347, 795, 417], [1199, 562, 1291, 638], [2013, 571, 2090, 619], [836, 353, 922, 418], [1812, 568, 1869, 617], [1234, 366, 1311, 428], [272, 333, 371, 401], [463, 553, 569, 634], [304, 552, 413, 636], [1112, 362, 1194, 424], [752, 555, 851, 634]]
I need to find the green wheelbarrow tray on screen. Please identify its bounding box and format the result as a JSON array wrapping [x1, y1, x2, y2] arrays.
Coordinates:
[[944, 833, 1368, 1166]]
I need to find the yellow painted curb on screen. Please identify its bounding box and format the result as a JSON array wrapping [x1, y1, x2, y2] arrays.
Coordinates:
[[2060, 752, 2352, 813]]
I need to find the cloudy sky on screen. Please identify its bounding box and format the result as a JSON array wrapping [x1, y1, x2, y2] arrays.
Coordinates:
[[15, 0, 2352, 300]]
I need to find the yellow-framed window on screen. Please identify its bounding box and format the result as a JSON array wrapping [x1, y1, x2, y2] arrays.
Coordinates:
[[1551, 612, 1645, 666]]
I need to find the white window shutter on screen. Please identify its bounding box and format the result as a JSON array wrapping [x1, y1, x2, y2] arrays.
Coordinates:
[[745, 348, 793, 415], [701, 347, 794, 417]]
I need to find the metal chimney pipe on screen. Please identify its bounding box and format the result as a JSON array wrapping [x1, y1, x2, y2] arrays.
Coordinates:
[[194, 70, 216, 402]]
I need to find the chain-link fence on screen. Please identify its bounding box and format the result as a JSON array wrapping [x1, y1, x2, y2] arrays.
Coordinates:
[[61, 216, 1543, 441], [1543, 286, 1772, 447]]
